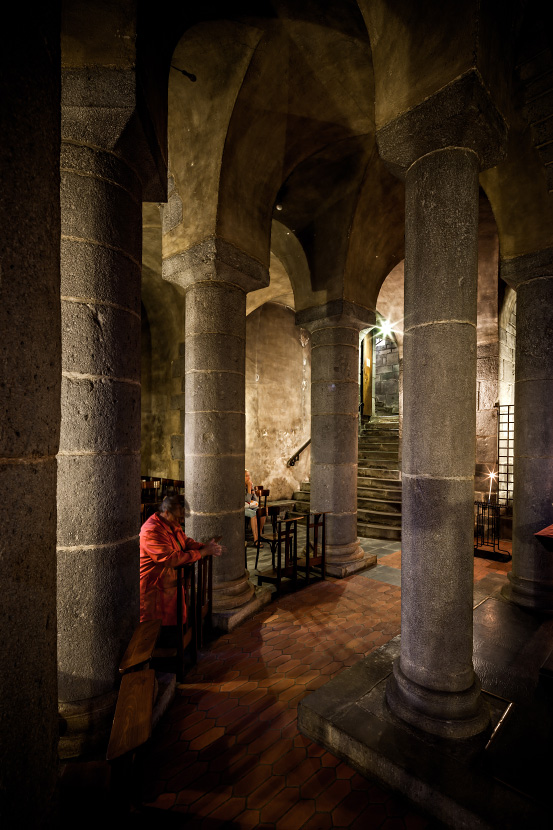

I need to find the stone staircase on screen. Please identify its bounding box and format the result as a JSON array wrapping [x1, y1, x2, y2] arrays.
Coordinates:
[[293, 415, 402, 541]]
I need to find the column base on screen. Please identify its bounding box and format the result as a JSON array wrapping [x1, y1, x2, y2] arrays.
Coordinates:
[[212, 571, 256, 612], [386, 660, 490, 739], [212, 585, 272, 632], [501, 573, 553, 614], [58, 690, 118, 759], [325, 540, 376, 578], [297, 636, 544, 829]]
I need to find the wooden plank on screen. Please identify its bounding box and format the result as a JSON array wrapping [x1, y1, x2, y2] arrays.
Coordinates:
[[119, 619, 162, 673], [535, 524, 553, 538], [106, 670, 155, 761]]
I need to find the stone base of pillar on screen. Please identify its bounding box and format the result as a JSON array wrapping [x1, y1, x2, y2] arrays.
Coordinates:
[[385, 661, 490, 739], [58, 690, 118, 759], [212, 585, 272, 632], [297, 636, 544, 829], [325, 540, 377, 578], [501, 573, 553, 613], [212, 572, 256, 611]]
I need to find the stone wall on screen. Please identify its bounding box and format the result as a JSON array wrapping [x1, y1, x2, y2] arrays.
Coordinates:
[[141, 262, 185, 480], [245, 303, 311, 498], [374, 334, 400, 415]]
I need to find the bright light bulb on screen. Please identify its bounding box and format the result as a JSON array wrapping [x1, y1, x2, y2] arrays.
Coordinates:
[[380, 320, 392, 339]]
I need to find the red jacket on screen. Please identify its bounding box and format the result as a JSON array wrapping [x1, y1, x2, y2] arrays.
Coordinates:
[[140, 513, 203, 625]]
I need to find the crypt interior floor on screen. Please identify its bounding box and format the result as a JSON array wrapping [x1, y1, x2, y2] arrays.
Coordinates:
[[137, 537, 513, 829]]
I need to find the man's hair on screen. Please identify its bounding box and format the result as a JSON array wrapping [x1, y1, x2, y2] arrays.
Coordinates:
[[160, 495, 183, 514]]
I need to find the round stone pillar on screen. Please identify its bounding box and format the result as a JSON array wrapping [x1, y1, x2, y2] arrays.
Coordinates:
[[0, 11, 60, 824], [385, 147, 490, 738], [307, 315, 372, 577], [501, 250, 553, 611], [164, 240, 271, 630], [185, 279, 255, 618], [57, 82, 142, 756]]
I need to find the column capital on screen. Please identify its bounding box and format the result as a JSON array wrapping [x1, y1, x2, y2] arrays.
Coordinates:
[[61, 66, 167, 202], [376, 70, 507, 179], [163, 237, 269, 294], [295, 299, 375, 333], [500, 247, 553, 289]]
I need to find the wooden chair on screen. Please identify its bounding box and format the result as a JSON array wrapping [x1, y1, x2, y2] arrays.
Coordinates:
[[160, 478, 185, 498], [257, 515, 304, 596], [296, 512, 327, 585], [141, 502, 160, 524], [141, 478, 161, 503], [260, 504, 284, 570], [254, 507, 268, 569]]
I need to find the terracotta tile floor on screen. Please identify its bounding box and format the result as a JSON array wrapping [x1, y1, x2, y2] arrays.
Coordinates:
[[141, 540, 511, 829]]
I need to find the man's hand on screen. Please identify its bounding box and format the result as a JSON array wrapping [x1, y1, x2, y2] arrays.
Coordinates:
[[202, 538, 223, 557]]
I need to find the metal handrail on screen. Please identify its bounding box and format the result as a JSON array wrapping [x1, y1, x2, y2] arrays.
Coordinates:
[[287, 438, 311, 467]]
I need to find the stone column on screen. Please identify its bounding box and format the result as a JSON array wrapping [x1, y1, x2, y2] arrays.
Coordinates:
[[374, 70, 507, 739], [57, 71, 143, 756], [501, 249, 553, 611], [0, 9, 60, 825], [384, 147, 491, 737], [297, 302, 376, 578], [163, 239, 272, 630]]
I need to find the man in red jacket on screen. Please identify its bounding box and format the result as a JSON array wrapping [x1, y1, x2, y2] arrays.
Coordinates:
[[140, 495, 222, 625]]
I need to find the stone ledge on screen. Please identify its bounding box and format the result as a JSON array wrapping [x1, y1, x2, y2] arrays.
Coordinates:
[[325, 551, 377, 578], [212, 586, 272, 632], [298, 637, 547, 830]]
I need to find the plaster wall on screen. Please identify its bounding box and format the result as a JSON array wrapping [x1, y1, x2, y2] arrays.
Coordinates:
[[245, 303, 311, 499], [141, 204, 184, 479]]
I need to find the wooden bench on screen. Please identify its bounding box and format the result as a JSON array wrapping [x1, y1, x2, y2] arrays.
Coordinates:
[[119, 619, 163, 674], [106, 669, 156, 762], [61, 627, 162, 816], [61, 555, 212, 814]]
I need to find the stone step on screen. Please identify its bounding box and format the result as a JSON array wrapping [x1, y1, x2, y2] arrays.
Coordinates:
[[359, 476, 402, 489], [359, 459, 399, 471], [358, 451, 398, 461], [525, 66, 553, 100], [519, 49, 553, 83], [358, 437, 399, 445], [526, 86, 553, 126], [358, 467, 401, 481], [358, 508, 401, 527], [358, 439, 399, 447], [358, 487, 402, 501], [357, 522, 401, 541], [357, 497, 402, 513], [292, 479, 401, 510], [530, 111, 553, 146], [358, 447, 399, 456], [293, 500, 402, 540]]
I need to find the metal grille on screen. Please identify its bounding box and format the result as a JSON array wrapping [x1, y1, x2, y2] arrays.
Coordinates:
[[498, 405, 514, 507], [474, 501, 511, 562]]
